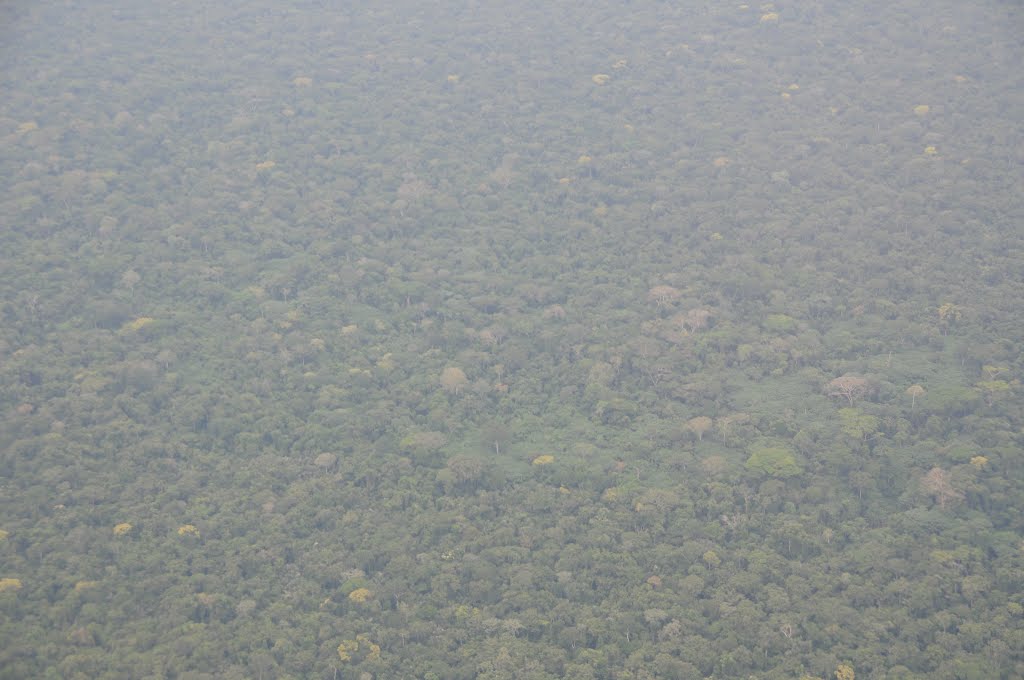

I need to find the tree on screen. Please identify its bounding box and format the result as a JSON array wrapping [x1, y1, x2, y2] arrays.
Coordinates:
[[746, 446, 801, 478], [681, 308, 712, 334], [975, 378, 1010, 406], [905, 384, 925, 409], [400, 431, 447, 464], [348, 588, 372, 604], [647, 285, 681, 308], [120, 269, 141, 297], [314, 452, 337, 475], [481, 422, 511, 455], [921, 467, 962, 509], [700, 455, 729, 478], [826, 376, 869, 406], [440, 366, 468, 395], [686, 416, 713, 442], [937, 303, 962, 335], [0, 578, 23, 592], [981, 365, 1008, 381], [835, 663, 855, 680], [156, 349, 177, 369], [445, 455, 484, 486], [838, 409, 879, 441]]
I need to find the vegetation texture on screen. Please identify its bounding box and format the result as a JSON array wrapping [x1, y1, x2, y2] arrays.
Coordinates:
[[1, 1, 1022, 679]]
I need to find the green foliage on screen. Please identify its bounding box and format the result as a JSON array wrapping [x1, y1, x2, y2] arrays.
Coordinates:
[[745, 444, 803, 478], [839, 408, 880, 441], [1, 1, 1022, 679], [763, 313, 798, 334]]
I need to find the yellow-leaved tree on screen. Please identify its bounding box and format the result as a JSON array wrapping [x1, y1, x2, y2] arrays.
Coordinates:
[[835, 663, 855, 680], [337, 634, 380, 663], [348, 587, 372, 604], [0, 578, 22, 592], [337, 639, 358, 662]]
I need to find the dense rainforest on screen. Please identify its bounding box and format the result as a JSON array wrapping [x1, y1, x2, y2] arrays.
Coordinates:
[[1, 1, 1022, 679]]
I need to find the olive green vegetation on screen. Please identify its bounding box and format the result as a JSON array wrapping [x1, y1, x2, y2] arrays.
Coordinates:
[[1, 1, 1022, 679]]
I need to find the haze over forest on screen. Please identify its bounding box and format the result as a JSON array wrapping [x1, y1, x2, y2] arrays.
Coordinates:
[[1, 1, 1023, 679]]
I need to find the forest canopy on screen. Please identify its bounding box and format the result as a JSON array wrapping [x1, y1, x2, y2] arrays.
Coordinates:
[[1, 1, 1022, 679]]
